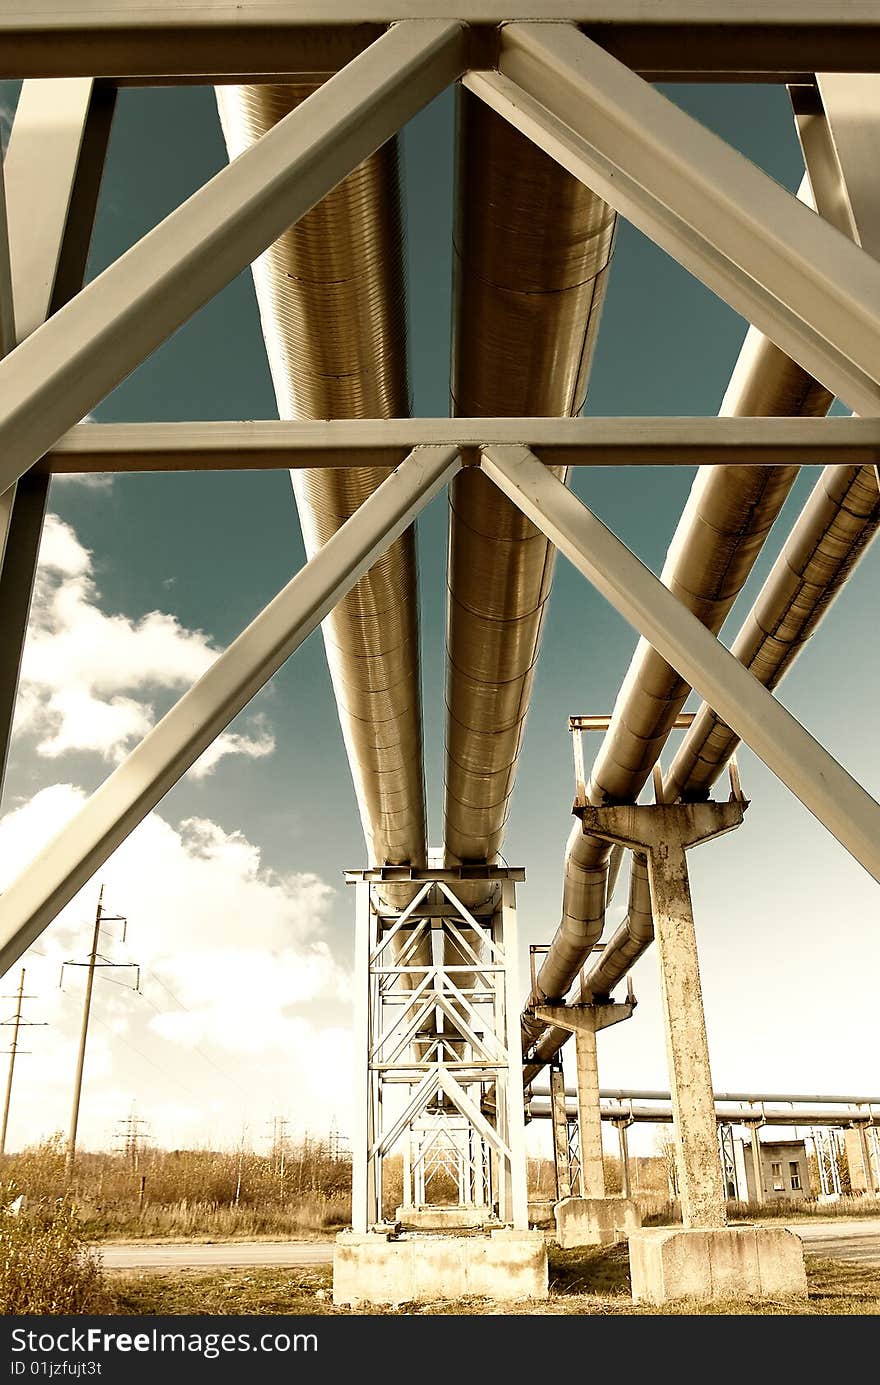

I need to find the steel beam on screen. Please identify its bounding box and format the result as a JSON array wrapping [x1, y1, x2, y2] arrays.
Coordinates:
[[478, 24, 880, 418], [480, 445, 880, 884], [0, 20, 466, 495], [801, 74, 880, 258], [0, 79, 116, 797], [3, 4, 880, 83], [0, 446, 461, 975], [40, 415, 880, 475], [549, 1064, 572, 1201], [0, 159, 14, 358]]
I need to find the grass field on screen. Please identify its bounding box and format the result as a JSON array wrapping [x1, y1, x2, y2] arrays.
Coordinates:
[[104, 1247, 880, 1316]]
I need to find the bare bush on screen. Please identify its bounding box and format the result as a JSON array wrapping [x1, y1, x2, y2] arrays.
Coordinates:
[[0, 1191, 106, 1314]]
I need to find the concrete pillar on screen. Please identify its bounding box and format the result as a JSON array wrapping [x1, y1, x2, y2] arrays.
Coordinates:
[[578, 801, 744, 1231], [575, 1019, 605, 1198], [855, 1124, 874, 1194], [549, 1063, 572, 1200], [749, 1125, 764, 1205], [648, 838, 726, 1228], [616, 1121, 632, 1199]]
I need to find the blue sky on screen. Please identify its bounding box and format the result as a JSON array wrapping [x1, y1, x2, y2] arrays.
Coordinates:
[[0, 76, 877, 1156]]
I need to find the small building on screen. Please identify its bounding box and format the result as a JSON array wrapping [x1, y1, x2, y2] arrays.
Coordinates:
[[733, 1137, 810, 1203]]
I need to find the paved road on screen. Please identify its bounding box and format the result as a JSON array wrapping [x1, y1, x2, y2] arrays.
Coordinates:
[[787, 1219, 880, 1266], [98, 1220, 880, 1272], [98, 1241, 334, 1271]]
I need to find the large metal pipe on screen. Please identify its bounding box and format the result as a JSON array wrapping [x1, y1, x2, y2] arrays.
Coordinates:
[[217, 85, 427, 874], [528, 1101, 880, 1127], [524, 328, 831, 1053], [534, 1087, 880, 1105], [579, 459, 880, 1008], [665, 462, 880, 803], [444, 89, 616, 868]]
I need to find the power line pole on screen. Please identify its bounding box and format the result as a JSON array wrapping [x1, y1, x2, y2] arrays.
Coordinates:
[[62, 885, 139, 1180], [0, 968, 46, 1155]]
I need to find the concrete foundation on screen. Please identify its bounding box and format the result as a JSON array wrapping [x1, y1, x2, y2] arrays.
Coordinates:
[[395, 1204, 493, 1230], [333, 1228, 549, 1306], [528, 1198, 556, 1228], [628, 1226, 808, 1305], [554, 1195, 642, 1248]]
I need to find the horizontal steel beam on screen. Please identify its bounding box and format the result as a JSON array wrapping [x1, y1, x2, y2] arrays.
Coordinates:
[[345, 865, 525, 883], [0, 446, 461, 977], [3, 4, 880, 82], [42, 416, 880, 474]]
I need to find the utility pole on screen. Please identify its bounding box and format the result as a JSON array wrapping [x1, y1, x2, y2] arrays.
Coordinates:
[[267, 1116, 289, 1199], [0, 968, 46, 1155], [62, 885, 139, 1180]]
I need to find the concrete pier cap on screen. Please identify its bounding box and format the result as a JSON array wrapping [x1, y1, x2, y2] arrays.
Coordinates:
[[628, 1225, 808, 1305], [333, 1228, 549, 1306]]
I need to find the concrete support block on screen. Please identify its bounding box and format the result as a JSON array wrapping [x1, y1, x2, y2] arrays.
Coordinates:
[[528, 1198, 556, 1228], [554, 1195, 641, 1248], [628, 1226, 808, 1305], [332, 1228, 548, 1306], [395, 1204, 493, 1230]]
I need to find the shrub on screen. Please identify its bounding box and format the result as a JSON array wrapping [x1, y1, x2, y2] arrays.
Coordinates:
[[0, 1189, 106, 1314]]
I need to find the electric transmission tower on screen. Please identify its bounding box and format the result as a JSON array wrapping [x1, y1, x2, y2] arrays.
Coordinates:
[[61, 884, 139, 1178], [116, 1102, 151, 1173], [0, 968, 46, 1154]]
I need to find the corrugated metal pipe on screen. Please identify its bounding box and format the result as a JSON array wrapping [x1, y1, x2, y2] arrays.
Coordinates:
[[664, 462, 880, 803], [577, 460, 880, 1012], [522, 324, 834, 1066], [216, 85, 427, 876], [444, 89, 616, 871]]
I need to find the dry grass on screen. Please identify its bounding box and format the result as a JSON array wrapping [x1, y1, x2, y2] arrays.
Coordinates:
[[0, 1194, 110, 1315], [0, 1137, 354, 1241], [730, 1196, 880, 1223], [85, 1195, 349, 1241], [104, 1248, 880, 1317]]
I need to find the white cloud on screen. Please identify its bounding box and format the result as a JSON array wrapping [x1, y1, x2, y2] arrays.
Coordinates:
[[52, 473, 115, 492], [0, 786, 350, 1150], [189, 723, 276, 780], [15, 515, 274, 773]]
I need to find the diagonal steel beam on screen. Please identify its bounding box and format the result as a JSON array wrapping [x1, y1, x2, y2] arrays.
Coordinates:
[[0, 19, 465, 494], [473, 22, 880, 418], [480, 445, 880, 886], [0, 446, 461, 976], [0, 156, 14, 358]]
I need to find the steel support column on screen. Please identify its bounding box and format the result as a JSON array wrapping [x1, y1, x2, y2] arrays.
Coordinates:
[[0, 21, 466, 493], [748, 1124, 765, 1204], [479, 445, 880, 883], [615, 1121, 632, 1199], [0, 78, 115, 795], [0, 446, 460, 975], [549, 1063, 571, 1200]]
